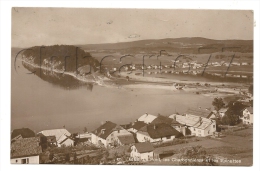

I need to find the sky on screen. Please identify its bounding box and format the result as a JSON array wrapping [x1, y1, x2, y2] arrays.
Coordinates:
[[11, 8, 253, 47]]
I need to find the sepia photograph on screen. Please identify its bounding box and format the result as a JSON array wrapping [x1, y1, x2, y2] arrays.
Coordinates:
[[3, 2, 257, 168]]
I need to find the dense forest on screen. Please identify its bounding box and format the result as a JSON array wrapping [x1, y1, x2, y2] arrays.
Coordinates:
[[22, 45, 100, 73]]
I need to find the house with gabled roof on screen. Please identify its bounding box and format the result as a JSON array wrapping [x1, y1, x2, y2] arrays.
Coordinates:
[[136, 123, 182, 143], [169, 114, 216, 137], [11, 137, 42, 164], [91, 121, 133, 148], [241, 107, 253, 125], [137, 113, 157, 124], [37, 128, 73, 147], [130, 142, 154, 161]]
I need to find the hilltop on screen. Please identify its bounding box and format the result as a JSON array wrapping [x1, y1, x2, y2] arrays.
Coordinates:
[[22, 45, 100, 73], [78, 37, 253, 54]]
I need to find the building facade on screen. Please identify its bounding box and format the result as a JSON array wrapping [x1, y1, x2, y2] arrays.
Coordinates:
[[241, 107, 253, 125], [130, 142, 154, 161]]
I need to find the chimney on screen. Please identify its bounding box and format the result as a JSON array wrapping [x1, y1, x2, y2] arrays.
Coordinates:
[[198, 106, 201, 109], [146, 113, 148, 116], [199, 117, 202, 124], [174, 115, 176, 121], [101, 129, 106, 134], [131, 122, 134, 126], [153, 124, 156, 129]]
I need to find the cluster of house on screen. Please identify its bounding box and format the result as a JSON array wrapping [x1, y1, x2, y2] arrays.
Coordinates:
[[209, 73, 249, 78], [110, 59, 251, 73], [218, 106, 253, 125], [146, 70, 202, 75], [10, 128, 74, 164], [10, 107, 220, 164], [10, 103, 253, 164]]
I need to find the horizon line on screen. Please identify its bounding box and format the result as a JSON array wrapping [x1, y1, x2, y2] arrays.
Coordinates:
[[11, 36, 253, 49]]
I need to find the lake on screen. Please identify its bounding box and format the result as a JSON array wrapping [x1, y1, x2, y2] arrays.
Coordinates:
[[11, 48, 214, 133]]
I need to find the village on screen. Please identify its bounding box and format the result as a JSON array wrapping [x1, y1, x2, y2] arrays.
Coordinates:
[[97, 53, 253, 81], [10, 88, 253, 166], [109, 60, 252, 76]]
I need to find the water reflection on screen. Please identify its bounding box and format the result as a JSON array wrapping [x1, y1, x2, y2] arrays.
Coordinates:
[[22, 62, 94, 91]]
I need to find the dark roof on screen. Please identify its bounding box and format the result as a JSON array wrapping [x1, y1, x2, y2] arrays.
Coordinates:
[[184, 108, 212, 118], [11, 128, 35, 139], [134, 142, 154, 153], [131, 121, 147, 130], [120, 123, 132, 129], [139, 123, 182, 139], [117, 134, 135, 145], [92, 121, 121, 139], [151, 115, 173, 125], [11, 137, 42, 158]]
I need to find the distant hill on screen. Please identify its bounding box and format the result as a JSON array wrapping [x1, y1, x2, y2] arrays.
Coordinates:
[[22, 45, 100, 72], [78, 37, 253, 54]]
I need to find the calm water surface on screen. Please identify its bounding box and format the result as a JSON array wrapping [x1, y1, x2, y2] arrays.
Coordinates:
[[11, 48, 214, 133]]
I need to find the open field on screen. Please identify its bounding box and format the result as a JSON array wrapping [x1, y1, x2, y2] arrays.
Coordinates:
[[147, 128, 253, 166]]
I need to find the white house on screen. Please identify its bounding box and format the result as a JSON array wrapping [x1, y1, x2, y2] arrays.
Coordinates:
[[182, 63, 190, 68], [137, 113, 157, 124], [212, 62, 221, 67], [232, 62, 241, 66], [241, 107, 253, 125], [130, 142, 154, 162], [11, 137, 42, 164], [169, 114, 216, 137], [91, 121, 133, 148], [37, 128, 74, 147], [241, 62, 248, 66]]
